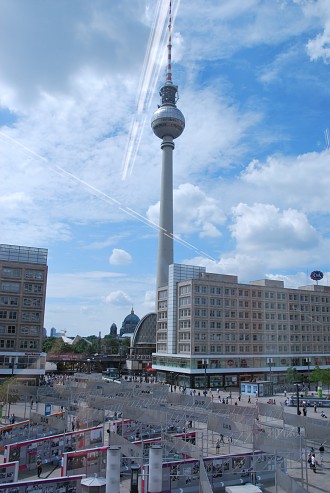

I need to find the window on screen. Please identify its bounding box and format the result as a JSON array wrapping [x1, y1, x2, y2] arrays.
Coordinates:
[[24, 270, 44, 280], [0, 296, 18, 306], [21, 312, 41, 322], [1, 282, 20, 292], [23, 298, 42, 308], [24, 283, 42, 293], [2, 267, 22, 278]]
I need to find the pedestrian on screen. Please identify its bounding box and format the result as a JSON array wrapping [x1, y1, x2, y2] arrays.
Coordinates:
[[216, 440, 220, 453], [219, 433, 224, 443], [314, 403, 317, 413], [284, 390, 287, 397], [303, 407, 307, 417], [36, 456, 42, 478], [319, 443, 325, 464], [248, 396, 251, 404], [238, 394, 241, 402], [311, 454, 317, 473]]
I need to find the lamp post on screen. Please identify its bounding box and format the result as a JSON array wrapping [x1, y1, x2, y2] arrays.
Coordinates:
[[203, 359, 208, 390], [119, 347, 126, 378], [9, 360, 17, 376], [296, 383, 301, 434], [266, 357, 273, 382], [306, 357, 311, 390]]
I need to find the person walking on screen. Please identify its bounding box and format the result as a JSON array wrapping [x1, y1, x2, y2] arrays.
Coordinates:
[[319, 443, 325, 464], [216, 440, 220, 454], [36, 456, 42, 478], [311, 454, 317, 473]]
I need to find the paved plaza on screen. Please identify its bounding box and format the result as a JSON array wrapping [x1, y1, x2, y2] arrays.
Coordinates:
[[1, 385, 330, 493]]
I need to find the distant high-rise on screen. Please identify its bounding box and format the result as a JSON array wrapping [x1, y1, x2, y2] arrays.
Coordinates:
[[0, 244, 48, 382], [151, 1, 185, 289]]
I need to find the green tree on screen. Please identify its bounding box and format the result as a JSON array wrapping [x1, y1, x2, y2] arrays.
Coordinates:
[[285, 367, 303, 384], [48, 338, 74, 354], [310, 367, 330, 395], [310, 366, 323, 385], [73, 339, 91, 354], [0, 378, 19, 414], [42, 336, 57, 353]]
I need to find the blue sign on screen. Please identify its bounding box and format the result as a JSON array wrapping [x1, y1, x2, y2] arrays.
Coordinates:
[[310, 271, 324, 281], [45, 403, 51, 416]]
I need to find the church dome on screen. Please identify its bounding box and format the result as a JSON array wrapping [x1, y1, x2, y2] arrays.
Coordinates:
[[120, 308, 140, 336]]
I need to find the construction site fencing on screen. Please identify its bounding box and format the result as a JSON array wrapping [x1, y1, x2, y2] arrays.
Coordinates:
[[199, 458, 213, 493], [276, 467, 308, 493]]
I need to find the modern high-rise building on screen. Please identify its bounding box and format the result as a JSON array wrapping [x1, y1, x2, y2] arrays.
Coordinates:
[[0, 244, 48, 382], [152, 263, 330, 389]]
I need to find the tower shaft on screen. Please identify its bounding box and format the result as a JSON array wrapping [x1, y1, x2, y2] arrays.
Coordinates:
[[156, 137, 174, 289]]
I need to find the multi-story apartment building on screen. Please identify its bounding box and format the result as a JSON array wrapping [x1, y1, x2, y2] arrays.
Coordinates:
[[0, 244, 48, 383], [152, 264, 330, 389]]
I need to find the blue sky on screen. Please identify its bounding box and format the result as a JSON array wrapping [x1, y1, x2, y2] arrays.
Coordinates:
[[1, 0, 330, 337]]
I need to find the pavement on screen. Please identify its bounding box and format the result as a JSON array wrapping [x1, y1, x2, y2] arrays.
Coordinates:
[[1, 388, 330, 492]]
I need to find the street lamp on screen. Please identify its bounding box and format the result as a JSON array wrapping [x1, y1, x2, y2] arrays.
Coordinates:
[[9, 360, 17, 376], [202, 359, 208, 390], [266, 357, 273, 383], [306, 357, 311, 390], [296, 383, 301, 434]]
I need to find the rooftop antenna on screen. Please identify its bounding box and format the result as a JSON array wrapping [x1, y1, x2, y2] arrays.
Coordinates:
[[166, 1, 173, 83], [325, 128, 330, 150]]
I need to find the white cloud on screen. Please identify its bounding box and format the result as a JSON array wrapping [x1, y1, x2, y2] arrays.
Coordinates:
[[230, 203, 318, 252], [109, 249, 132, 265], [147, 183, 225, 238], [104, 290, 132, 306]]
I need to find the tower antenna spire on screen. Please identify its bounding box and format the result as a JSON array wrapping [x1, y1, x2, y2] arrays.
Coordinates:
[[166, 1, 173, 83]]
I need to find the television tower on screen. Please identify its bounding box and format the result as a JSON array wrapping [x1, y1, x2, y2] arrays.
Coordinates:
[[151, 1, 185, 289]]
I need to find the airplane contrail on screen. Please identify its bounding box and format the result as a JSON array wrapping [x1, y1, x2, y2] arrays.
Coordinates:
[[0, 129, 216, 262], [121, 0, 181, 180]]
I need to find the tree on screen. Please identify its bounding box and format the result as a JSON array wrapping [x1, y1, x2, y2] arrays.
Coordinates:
[[285, 367, 303, 384], [0, 378, 19, 416], [310, 367, 330, 395], [48, 338, 74, 354], [42, 336, 57, 353], [310, 366, 323, 386], [73, 339, 91, 354]]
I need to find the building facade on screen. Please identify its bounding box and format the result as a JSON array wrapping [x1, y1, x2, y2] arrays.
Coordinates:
[[0, 244, 48, 382], [152, 264, 330, 389]]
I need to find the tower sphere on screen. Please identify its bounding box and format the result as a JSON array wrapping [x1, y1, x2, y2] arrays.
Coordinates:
[[151, 105, 185, 140]]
